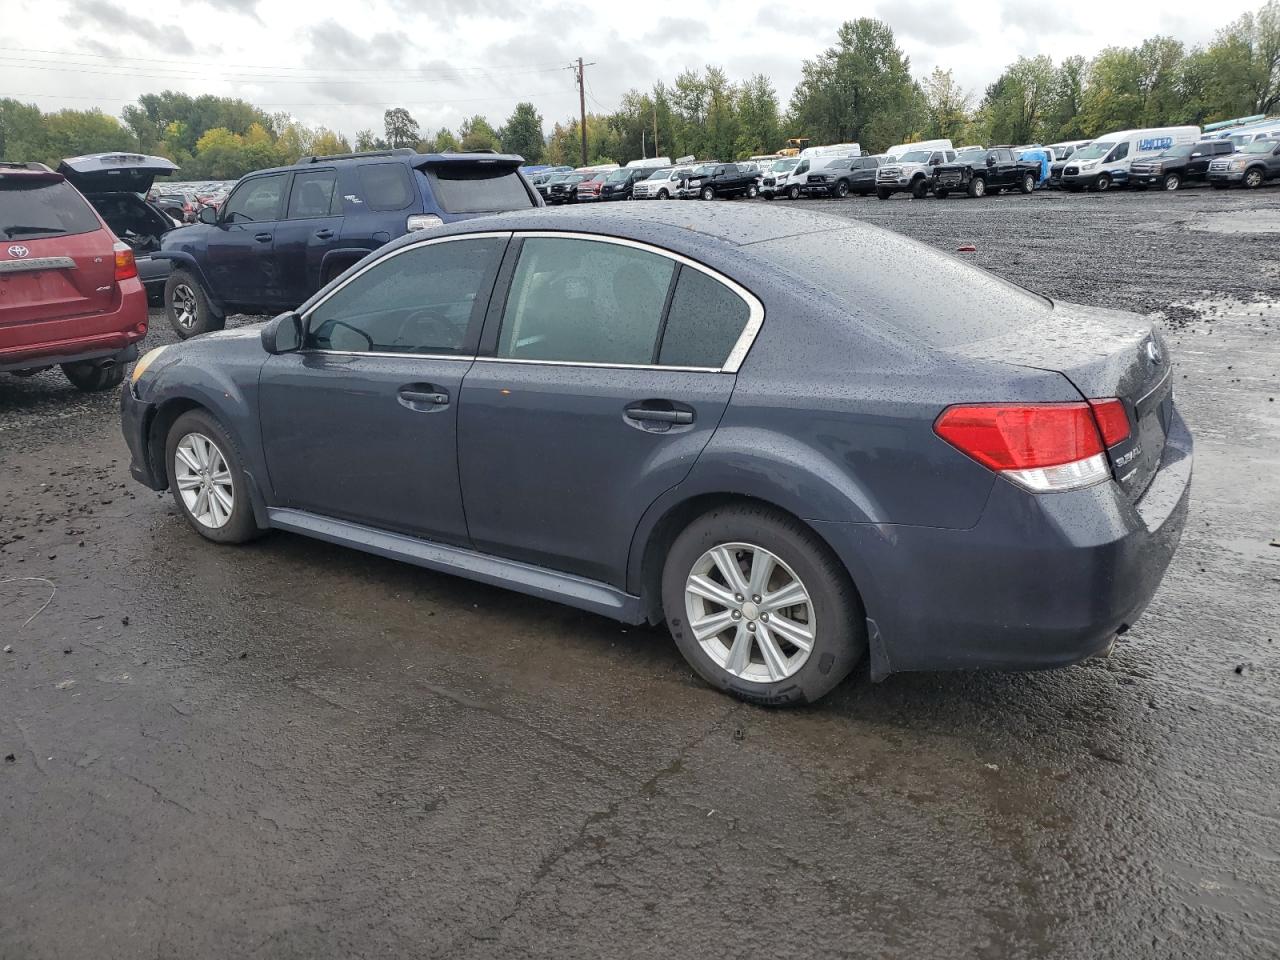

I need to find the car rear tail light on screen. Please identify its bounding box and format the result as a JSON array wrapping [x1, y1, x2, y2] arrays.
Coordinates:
[[1087, 398, 1132, 447], [934, 403, 1111, 492], [113, 242, 137, 281], [406, 214, 443, 232]]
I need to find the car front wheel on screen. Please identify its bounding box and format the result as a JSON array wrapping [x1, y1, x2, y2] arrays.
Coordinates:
[[834, 180, 849, 198], [1163, 173, 1181, 191], [967, 176, 986, 198], [165, 410, 261, 544], [700, 186, 716, 201], [658, 189, 669, 199], [1094, 174, 1112, 192], [165, 270, 222, 339], [1244, 168, 1264, 189], [661, 504, 865, 706]]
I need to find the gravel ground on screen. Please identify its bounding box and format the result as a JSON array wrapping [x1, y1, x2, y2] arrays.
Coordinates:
[[1, 186, 1278, 959]]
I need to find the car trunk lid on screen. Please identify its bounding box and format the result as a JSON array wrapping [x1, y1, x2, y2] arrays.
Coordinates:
[[56, 152, 178, 196], [957, 302, 1173, 501]]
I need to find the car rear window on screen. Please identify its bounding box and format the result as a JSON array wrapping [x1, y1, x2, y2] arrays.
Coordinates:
[[1, 179, 101, 240], [755, 227, 1051, 347], [356, 162, 415, 211], [424, 164, 536, 214]]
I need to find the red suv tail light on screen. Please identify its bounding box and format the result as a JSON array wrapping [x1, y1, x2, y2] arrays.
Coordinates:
[[113, 241, 137, 282], [934, 401, 1127, 492]]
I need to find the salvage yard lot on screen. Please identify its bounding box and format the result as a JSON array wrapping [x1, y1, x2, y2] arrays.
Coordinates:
[[2, 189, 1278, 958]]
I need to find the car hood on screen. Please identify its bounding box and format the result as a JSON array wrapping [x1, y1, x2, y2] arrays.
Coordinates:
[[58, 152, 179, 195]]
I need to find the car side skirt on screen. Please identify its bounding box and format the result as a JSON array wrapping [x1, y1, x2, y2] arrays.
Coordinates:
[[266, 508, 648, 624]]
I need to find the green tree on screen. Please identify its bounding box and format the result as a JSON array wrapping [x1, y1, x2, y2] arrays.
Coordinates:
[[1078, 47, 1145, 134], [1044, 55, 1087, 140], [0, 99, 46, 161], [458, 115, 500, 152], [499, 102, 544, 161], [383, 107, 420, 148], [980, 55, 1056, 144], [921, 68, 971, 140], [734, 74, 782, 157], [41, 109, 132, 163]]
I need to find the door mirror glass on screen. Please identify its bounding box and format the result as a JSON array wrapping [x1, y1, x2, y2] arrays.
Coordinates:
[[262, 311, 302, 354], [197, 205, 218, 225], [987, 155, 996, 166]]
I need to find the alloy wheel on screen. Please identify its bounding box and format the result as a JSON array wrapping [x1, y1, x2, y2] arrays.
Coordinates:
[[1245, 169, 1263, 188], [684, 542, 816, 684], [173, 283, 198, 330], [173, 432, 234, 529]]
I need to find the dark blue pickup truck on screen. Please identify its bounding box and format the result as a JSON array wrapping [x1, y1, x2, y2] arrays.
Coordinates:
[[155, 149, 540, 337]]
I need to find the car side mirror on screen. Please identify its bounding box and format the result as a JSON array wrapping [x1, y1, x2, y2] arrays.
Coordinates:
[[262, 311, 301, 355], [197, 205, 218, 225]]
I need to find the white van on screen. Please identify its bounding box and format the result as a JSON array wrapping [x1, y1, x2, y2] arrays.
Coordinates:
[[762, 143, 861, 199], [884, 138, 953, 161], [800, 143, 861, 160], [1060, 126, 1200, 191], [626, 156, 672, 170]]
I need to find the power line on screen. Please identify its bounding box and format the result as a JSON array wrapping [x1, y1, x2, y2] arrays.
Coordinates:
[[5, 90, 574, 108]]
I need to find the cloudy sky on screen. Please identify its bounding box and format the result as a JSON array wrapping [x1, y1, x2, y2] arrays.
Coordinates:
[[1, 0, 1263, 139]]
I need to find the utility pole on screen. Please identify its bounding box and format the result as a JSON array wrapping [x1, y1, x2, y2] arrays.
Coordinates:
[[653, 101, 659, 157], [570, 57, 596, 166]]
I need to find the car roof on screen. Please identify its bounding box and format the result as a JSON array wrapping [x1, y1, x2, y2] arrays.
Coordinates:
[[242, 149, 526, 178]]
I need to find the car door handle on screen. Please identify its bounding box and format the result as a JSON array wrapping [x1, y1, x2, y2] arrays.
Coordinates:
[[398, 387, 449, 409], [314, 229, 334, 240], [254, 232, 272, 242], [625, 402, 694, 425]]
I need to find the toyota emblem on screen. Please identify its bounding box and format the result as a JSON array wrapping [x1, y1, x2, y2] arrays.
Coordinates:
[[1146, 340, 1162, 365], [7, 244, 30, 258]]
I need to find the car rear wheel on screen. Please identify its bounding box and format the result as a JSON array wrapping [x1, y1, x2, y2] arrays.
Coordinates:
[[1020, 173, 1035, 194], [165, 410, 261, 544], [967, 176, 986, 198], [1163, 173, 1181, 191], [165, 270, 222, 339], [746, 183, 759, 198], [61, 358, 125, 392], [1244, 168, 1264, 189], [661, 504, 865, 706]]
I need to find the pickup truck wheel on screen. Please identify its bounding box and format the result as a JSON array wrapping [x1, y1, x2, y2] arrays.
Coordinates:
[[786, 185, 801, 200], [746, 183, 759, 199], [834, 180, 850, 198], [934, 189, 950, 199], [165, 270, 221, 339], [910, 178, 929, 199], [1094, 174, 1112, 192], [658, 188, 670, 199], [967, 176, 986, 198], [1162, 173, 1181, 191], [875, 188, 891, 200], [700, 186, 716, 201], [1020, 173, 1035, 194], [61, 358, 125, 393], [1244, 168, 1264, 189]]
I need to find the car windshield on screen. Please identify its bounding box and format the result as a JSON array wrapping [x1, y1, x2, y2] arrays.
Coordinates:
[[1243, 139, 1276, 154], [606, 169, 631, 182], [828, 159, 853, 169], [898, 150, 932, 163], [1072, 142, 1113, 161], [956, 149, 985, 161], [692, 164, 715, 176], [770, 159, 798, 172], [1160, 145, 1194, 158], [547, 174, 569, 183], [646, 168, 673, 180]]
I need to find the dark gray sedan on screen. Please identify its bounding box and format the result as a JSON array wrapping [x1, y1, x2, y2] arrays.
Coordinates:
[[120, 204, 1192, 705]]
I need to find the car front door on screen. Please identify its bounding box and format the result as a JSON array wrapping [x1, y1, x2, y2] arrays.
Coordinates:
[[457, 234, 757, 587], [273, 167, 345, 305], [207, 173, 287, 307], [257, 232, 509, 544]]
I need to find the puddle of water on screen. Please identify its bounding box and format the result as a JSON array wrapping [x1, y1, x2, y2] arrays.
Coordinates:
[[1191, 210, 1280, 235]]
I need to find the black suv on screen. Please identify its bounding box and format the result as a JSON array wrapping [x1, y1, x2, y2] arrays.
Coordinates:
[[155, 149, 540, 337], [932, 148, 1040, 198], [681, 163, 759, 200], [1129, 140, 1236, 191], [803, 156, 883, 197], [597, 167, 653, 201]]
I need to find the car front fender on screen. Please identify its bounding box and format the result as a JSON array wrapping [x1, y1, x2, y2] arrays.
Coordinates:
[[150, 251, 226, 317]]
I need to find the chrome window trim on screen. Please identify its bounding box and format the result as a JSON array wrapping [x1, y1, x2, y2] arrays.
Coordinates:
[[500, 230, 765, 374], [297, 228, 765, 373]]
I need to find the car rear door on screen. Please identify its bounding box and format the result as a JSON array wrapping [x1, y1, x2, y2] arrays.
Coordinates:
[[0, 174, 115, 329], [206, 173, 287, 306], [258, 233, 509, 544], [457, 234, 759, 588], [273, 167, 344, 305]]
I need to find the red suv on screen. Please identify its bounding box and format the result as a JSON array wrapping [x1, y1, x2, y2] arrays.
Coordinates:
[[0, 161, 148, 390]]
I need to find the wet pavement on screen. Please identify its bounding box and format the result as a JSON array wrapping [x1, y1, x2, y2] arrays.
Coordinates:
[[2, 188, 1278, 959]]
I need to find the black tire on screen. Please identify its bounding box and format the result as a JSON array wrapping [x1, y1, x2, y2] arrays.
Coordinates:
[[746, 183, 759, 199], [1163, 173, 1181, 191], [876, 188, 891, 200], [834, 180, 850, 198], [935, 188, 950, 199], [1019, 173, 1035, 194], [967, 176, 986, 198], [1094, 174, 1112, 192], [1244, 168, 1264, 189], [700, 186, 716, 201], [787, 184, 801, 200], [61, 358, 125, 392], [661, 504, 865, 706], [657, 189, 669, 200], [165, 269, 222, 339], [762, 192, 773, 200], [1066, 184, 1084, 193], [164, 409, 262, 545], [910, 178, 929, 199]]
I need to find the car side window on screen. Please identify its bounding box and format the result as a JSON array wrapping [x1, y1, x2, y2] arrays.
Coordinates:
[[222, 174, 286, 223], [356, 162, 415, 211], [1109, 143, 1130, 162], [497, 237, 675, 365], [306, 237, 505, 355], [286, 169, 339, 219], [658, 267, 750, 368]]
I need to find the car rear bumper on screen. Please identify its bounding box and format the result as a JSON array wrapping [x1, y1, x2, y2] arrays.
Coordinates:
[[811, 406, 1193, 679], [0, 279, 148, 372]]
